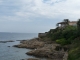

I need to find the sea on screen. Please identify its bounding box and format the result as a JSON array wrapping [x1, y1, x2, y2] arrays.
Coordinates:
[[0, 32, 38, 60]]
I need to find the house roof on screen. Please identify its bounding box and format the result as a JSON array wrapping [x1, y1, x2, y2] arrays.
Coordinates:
[[57, 22, 67, 24], [57, 21, 77, 24]]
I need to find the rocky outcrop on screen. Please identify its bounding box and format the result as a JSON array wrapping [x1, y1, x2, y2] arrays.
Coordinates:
[[13, 38, 67, 60], [13, 39, 45, 49], [27, 48, 52, 57], [26, 43, 64, 59], [26, 48, 64, 59]]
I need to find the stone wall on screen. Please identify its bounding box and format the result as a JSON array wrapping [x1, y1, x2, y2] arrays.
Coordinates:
[[38, 33, 47, 38]]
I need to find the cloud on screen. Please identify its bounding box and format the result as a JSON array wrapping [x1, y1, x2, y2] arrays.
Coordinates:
[[0, 0, 80, 32], [0, 0, 80, 22], [16, 0, 80, 20]]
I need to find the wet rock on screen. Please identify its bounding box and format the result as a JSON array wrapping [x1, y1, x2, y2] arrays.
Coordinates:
[[13, 44, 27, 48], [0, 41, 7, 43], [7, 40, 14, 42], [21, 59, 25, 60], [13, 45, 18, 47], [8, 46, 10, 47], [0, 40, 14, 43], [27, 58, 40, 60]]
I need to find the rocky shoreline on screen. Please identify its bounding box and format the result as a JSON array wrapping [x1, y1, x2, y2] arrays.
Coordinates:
[[13, 38, 68, 60], [0, 40, 14, 43]]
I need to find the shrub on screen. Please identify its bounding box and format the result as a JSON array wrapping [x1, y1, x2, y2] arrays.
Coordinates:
[[68, 38, 80, 60], [56, 38, 67, 46]]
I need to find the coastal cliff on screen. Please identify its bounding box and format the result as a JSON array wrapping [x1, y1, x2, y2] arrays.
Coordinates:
[[13, 19, 80, 60]]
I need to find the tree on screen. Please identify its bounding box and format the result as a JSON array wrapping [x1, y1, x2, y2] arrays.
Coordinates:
[[77, 19, 80, 30], [63, 19, 70, 25], [77, 19, 80, 35]]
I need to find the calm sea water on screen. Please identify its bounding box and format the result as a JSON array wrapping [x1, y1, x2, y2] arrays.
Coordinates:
[[0, 32, 38, 60]]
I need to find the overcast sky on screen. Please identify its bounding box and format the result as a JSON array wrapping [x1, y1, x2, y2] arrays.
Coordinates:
[[0, 0, 80, 33]]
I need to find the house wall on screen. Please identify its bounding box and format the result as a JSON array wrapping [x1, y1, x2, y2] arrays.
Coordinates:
[[69, 22, 77, 26]]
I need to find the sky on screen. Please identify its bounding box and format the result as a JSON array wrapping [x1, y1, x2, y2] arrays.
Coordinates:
[[0, 0, 80, 33]]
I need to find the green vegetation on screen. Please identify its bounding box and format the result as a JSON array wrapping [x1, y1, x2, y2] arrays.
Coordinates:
[[68, 38, 80, 60], [47, 25, 77, 45], [46, 19, 80, 60], [77, 19, 80, 36], [56, 38, 67, 46]]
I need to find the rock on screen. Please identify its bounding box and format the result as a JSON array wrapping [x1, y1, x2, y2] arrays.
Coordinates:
[[55, 45, 69, 52], [63, 52, 68, 60], [48, 51, 64, 59], [55, 46, 62, 51], [21, 59, 25, 60], [13, 39, 45, 49], [0, 41, 7, 43], [0, 40, 14, 43], [8, 46, 10, 47], [13, 45, 19, 47], [7, 40, 14, 42], [47, 59, 63, 60], [13, 38, 65, 60], [27, 49, 64, 59], [26, 48, 53, 57], [13, 44, 27, 48], [27, 58, 40, 60]]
